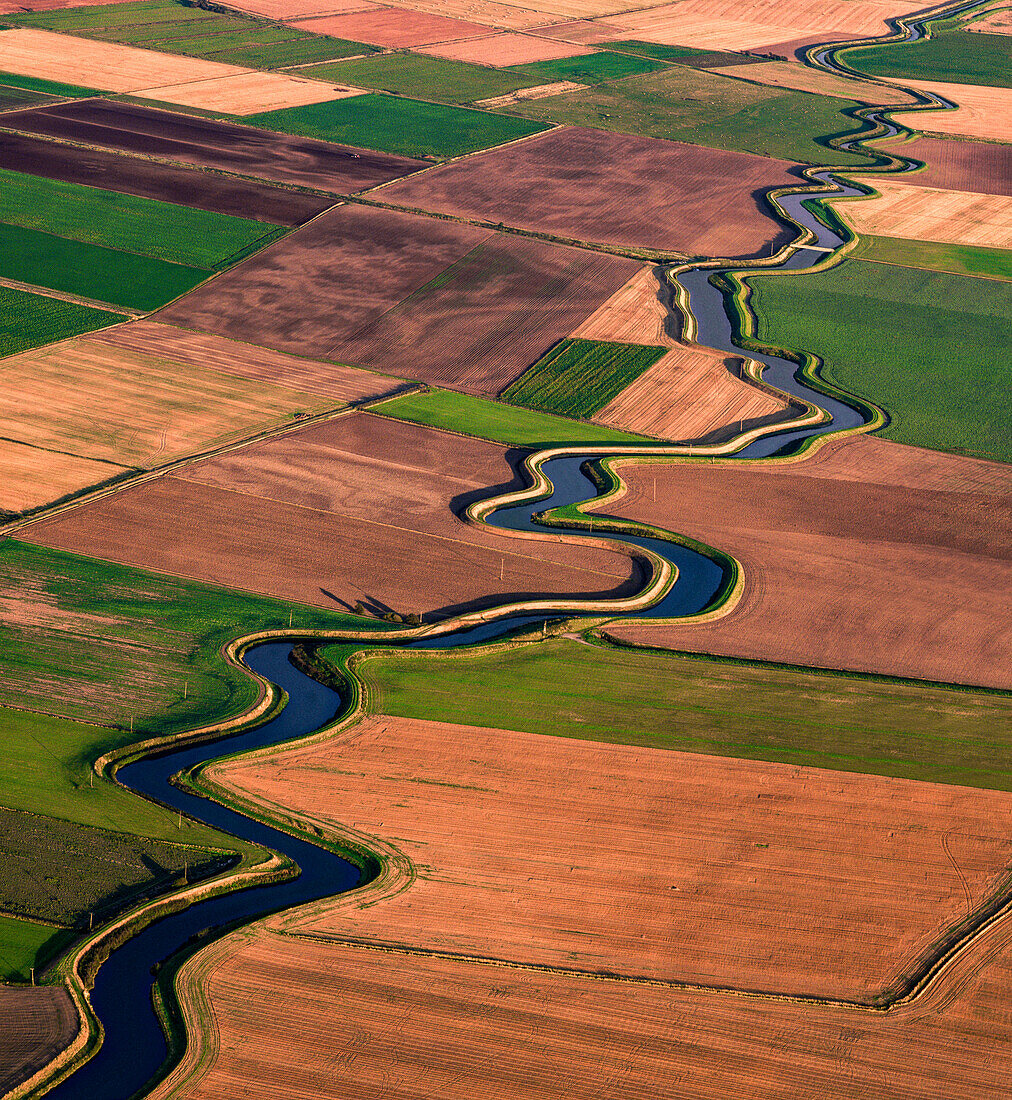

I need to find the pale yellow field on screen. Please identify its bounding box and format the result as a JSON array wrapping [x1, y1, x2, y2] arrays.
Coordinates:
[[476, 80, 585, 106], [0, 27, 252, 93], [967, 6, 1012, 34], [891, 79, 1012, 143], [0, 333, 339, 472], [841, 178, 1012, 249], [710, 60, 919, 105], [570, 265, 672, 345], [421, 30, 591, 63], [593, 345, 789, 441], [0, 439, 129, 516], [383, 0, 561, 29], [133, 72, 364, 114]]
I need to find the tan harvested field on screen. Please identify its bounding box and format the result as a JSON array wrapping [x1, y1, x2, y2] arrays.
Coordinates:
[[0, 332, 344, 472], [22, 412, 637, 617], [0, 439, 128, 516], [570, 265, 672, 344], [968, 7, 1012, 34], [593, 347, 790, 441], [94, 322, 400, 402], [534, 17, 625, 41], [383, 0, 563, 30], [891, 79, 1012, 143], [597, 0, 915, 50], [0, 28, 254, 94], [476, 80, 586, 106], [377, 126, 802, 255], [294, 6, 496, 43], [132, 72, 363, 115], [148, 911, 1012, 1100], [0, 0, 120, 8], [420, 30, 592, 63], [211, 715, 1012, 1001], [0, 986, 77, 1096], [887, 135, 1012, 197], [709, 60, 919, 105], [841, 178, 1012, 248], [601, 434, 1012, 689], [236, 0, 380, 16]]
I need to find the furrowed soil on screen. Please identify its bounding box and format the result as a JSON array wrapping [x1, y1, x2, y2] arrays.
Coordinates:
[[0, 132, 333, 225], [841, 178, 1012, 249], [890, 79, 1012, 143], [420, 31, 592, 65], [294, 8, 495, 45], [0, 986, 77, 1095], [882, 134, 1012, 197], [569, 265, 672, 344], [0, 438, 127, 515], [146, 911, 1012, 1100], [0, 100, 427, 192], [211, 714, 1012, 1001], [601, 434, 1012, 689], [20, 412, 638, 618], [375, 126, 802, 255], [157, 204, 639, 394]]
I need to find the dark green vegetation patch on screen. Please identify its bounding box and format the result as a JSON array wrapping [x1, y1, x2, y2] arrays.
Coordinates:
[[243, 93, 550, 157], [501, 338, 666, 418], [339, 637, 1012, 790], [375, 388, 653, 446], [0, 168, 285, 269], [0, 223, 210, 311], [508, 50, 668, 86], [604, 41, 711, 63], [0, 286, 123, 358], [841, 29, 1012, 88], [209, 36, 373, 67], [746, 260, 1012, 463], [299, 53, 534, 105], [851, 234, 1012, 282], [0, 86, 58, 111]]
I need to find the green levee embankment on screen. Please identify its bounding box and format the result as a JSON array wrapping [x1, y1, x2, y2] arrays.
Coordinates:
[[850, 234, 1012, 282], [327, 636, 1012, 790], [372, 388, 655, 446], [840, 29, 1012, 88], [744, 258, 1012, 463]]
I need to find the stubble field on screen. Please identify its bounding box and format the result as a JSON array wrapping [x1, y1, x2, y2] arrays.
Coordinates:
[[0, 987, 77, 1095]]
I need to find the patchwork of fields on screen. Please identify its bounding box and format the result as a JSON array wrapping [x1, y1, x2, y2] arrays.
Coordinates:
[[2, 0, 1011, 1097]]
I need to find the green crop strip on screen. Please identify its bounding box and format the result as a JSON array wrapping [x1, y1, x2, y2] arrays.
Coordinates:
[[0, 286, 123, 358], [851, 234, 1012, 282], [0, 72, 103, 97], [501, 338, 666, 418], [841, 28, 1012, 88], [507, 50, 669, 86], [208, 36, 374, 67]]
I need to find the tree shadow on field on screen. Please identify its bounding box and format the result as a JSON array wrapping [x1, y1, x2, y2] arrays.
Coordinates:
[[447, 447, 530, 519]]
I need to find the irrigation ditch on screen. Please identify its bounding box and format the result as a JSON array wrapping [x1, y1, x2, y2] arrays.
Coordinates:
[[10, 1, 1007, 1095]]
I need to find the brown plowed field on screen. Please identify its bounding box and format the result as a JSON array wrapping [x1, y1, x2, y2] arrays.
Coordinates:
[[21, 413, 636, 617], [892, 79, 1012, 144], [146, 911, 1012, 1100], [0, 133, 331, 226], [0, 332, 344, 472], [376, 126, 802, 255], [885, 134, 1012, 197], [294, 7, 496, 43], [421, 31, 592, 64], [0, 986, 77, 1096], [0, 100, 426, 193], [94, 322, 400, 402], [709, 60, 918, 105], [593, 347, 790, 441], [132, 73, 363, 116], [215, 715, 1012, 1001], [0, 28, 252, 93], [842, 178, 1012, 248], [0, 439, 128, 516], [157, 204, 639, 395], [602, 434, 1012, 689]]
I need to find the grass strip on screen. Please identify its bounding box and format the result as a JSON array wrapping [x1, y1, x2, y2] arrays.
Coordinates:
[[850, 233, 1012, 282], [0, 286, 123, 358], [0, 72, 104, 97], [501, 338, 666, 418], [508, 50, 668, 85]]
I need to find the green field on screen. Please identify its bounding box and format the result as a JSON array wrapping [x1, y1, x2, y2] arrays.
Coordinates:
[[841, 29, 1012, 88], [299, 53, 534, 105], [330, 636, 1012, 790], [0, 540, 379, 736], [0, 169, 285, 269], [374, 388, 655, 446], [243, 93, 550, 157], [0, 287, 123, 358], [510, 50, 668, 86], [746, 259, 1012, 462], [0, 72, 104, 97], [505, 64, 876, 164], [3, 0, 221, 31], [0, 915, 71, 983], [501, 338, 666, 418], [210, 36, 375, 67], [0, 224, 210, 311], [851, 234, 1012, 282], [0, 86, 56, 110], [605, 41, 714, 63]]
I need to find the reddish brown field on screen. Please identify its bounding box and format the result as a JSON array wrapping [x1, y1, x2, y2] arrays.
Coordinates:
[[293, 6, 495, 43], [21, 412, 637, 618], [0, 100, 426, 193], [375, 126, 802, 255], [157, 204, 639, 395], [601, 434, 1012, 689], [420, 31, 592, 64], [885, 134, 1012, 197], [892, 79, 1012, 144], [146, 912, 1012, 1100], [216, 714, 1012, 1001], [0, 986, 77, 1096]]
